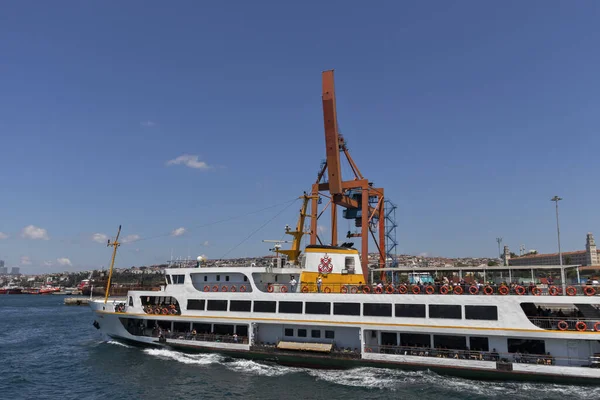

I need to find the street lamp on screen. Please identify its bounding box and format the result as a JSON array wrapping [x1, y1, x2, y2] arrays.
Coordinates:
[[551, 196, 562, 266]]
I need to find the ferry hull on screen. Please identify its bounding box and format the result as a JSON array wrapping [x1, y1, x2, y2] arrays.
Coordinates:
[[92, 310, 600, 386]]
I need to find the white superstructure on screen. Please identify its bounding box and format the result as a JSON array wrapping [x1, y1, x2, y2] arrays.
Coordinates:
[[90, 245, 600, 383]]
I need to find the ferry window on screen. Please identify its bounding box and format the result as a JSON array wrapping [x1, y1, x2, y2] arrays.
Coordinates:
[[166, 275, 172, 284], [400, 333, 430, 347], [333, 302, 360, 316], [434, 335, 467, 350], [207, 300, 227, 311], [254, 301, 276, 313], [429, 305, 461, 319], [311, 330, 321, 338], [284, 328, 294, 337], [345, 257, 355, 271], [128, 296, 133, 306], [470, 337, 489, 352], [236, 325, 248, 337], [465, 305, 498, 321], [305, 302, 331, 315], [216, 275, 220, 282], [507, 339, 546, 355], [279, 301, 303, 314], [244, 275, 248, 282], [226, 276, 230, 282], [298, 329, 307, 337], [188, 299, 205, 310], [325, 330, 335, 339], [363, 303, 392, 317], [203, 276, 207, 282], [172, 275, 185, 284], [395, 304, 425, 318], [230, 300, 251, 312], [214, 324, 234, 335]]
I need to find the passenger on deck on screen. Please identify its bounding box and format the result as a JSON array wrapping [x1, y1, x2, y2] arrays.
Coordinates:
[[316, 276, 322, 293], [290, 276, 297, 292]]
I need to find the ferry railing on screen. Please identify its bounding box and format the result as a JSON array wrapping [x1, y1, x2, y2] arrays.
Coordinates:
[[256, 282, 600, 297], [528, 317, 600, 332], [364, 344, 598, 367]]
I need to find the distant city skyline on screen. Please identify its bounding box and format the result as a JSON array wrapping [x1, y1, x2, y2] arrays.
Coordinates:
[[1, 2, 599, 273]]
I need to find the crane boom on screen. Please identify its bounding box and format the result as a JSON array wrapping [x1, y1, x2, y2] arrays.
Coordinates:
[[322, 70, 342, 195]]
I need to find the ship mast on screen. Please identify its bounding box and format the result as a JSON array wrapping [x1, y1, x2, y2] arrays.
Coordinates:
[[103, 225, 122, 304]]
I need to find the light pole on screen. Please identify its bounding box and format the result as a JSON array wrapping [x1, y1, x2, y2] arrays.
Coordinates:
[[496, 237, 503, 259], [551, 196, 562, 266]]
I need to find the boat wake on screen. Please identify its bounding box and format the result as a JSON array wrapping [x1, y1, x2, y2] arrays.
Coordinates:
[[141, 348, 600, 398], [105, 340, 133, 349]]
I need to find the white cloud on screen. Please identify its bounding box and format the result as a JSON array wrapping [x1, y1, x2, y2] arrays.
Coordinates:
[[141, 120, 156, 127], [92, 233, 108, 243], [56, 257, 72, 266], [0, 232, 8, 240], [44, 260, 54, 267], [20, 256, 32, 265], [418, 252, 429, 257], [317, 225, 328, 234], [203, 240, 210, 246], [166, 154, 212, 170], [171, 227, 186, 237], [121, 234, 140, 244], [21, 225, 49, 240]]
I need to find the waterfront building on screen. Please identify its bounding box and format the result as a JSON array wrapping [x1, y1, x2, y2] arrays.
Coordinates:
[[10, 266, 20, 275], [508, 233, 600, 267]]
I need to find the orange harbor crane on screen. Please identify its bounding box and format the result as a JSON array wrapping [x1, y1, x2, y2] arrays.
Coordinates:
[[309, 70, 386, 283]]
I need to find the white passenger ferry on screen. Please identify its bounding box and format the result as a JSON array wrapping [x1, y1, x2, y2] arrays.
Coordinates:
[[90, 242, 600, 384]]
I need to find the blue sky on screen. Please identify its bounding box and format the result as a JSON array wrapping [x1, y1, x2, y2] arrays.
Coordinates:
[[1, 1, 599, 273]]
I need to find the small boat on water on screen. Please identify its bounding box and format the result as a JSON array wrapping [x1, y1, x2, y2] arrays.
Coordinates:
[[0, 286, 22, 295]]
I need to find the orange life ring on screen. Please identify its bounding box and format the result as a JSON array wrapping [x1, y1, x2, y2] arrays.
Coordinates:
[[557, 320, 568, 331], [230, 286, 237, 292], [386, 285, 394, 294], [499, 286, 509, 295], [440, 286, 449, 295], [350, 286, 358, 294], [454, 286, 464, 295], [425, 285, 435, 295], [532, 287, 542, 296], [221, 286, 228, 292], [203, 285, 210, 292], [341, 286, 348, 294], [375, 286, 383, 294], [398, 285, 408, 294], [161, 308, 169, 315], [515, 285, 526, 295], [469, 285, 479, 295], [595, 322, 600, 332], [484, 286, 493, 295], [240, 285, 247, 292], [212, 285, 219, 292], [412, 285, 420, 295], [584, 286, 596, 296], [301, 286, 309, 293], [324, 287, 331, 293], [153, 307, 161, 314], [169, 308, 177, 315], [280, 286, 288, 293], [267, 285, 274, 293], [363, 286, 371, 294], [169, 304, 176, 309], [548, 286, 559, 296], [566, 286, 577, 296], [576, 321, 587, 332]]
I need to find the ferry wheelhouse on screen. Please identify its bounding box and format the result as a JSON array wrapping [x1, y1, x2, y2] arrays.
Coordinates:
[[90, 244, 600, 384]]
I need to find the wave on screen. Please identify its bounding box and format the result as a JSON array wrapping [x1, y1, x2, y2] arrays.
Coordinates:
[[106, 340, 133, 349], [139, 348, 600, 398]]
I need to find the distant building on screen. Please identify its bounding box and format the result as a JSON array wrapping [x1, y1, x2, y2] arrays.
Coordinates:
[[10, 266, 20, 275], [508, 233, 600, 267], [0, 260, 7, 275]]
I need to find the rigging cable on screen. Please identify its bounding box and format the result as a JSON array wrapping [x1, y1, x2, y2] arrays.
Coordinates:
[[220, 198, 299, 259], [121, 197, 299, 245]]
